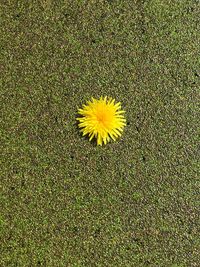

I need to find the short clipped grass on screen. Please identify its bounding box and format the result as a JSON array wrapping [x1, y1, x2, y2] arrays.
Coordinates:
[[1, 1, 199, 266]]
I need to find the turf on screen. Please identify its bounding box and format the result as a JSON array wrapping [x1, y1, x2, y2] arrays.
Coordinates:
[[0, 0, 200, 266]]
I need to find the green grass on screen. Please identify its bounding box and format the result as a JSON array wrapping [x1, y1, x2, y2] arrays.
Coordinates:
[[1, 0, 199, 266]]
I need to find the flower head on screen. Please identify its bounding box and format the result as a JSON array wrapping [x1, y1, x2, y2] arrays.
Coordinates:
[[77, 96, 126, 145]]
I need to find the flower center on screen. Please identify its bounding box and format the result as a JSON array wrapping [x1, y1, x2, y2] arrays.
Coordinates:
[[97, 113, 105, 122], [96, 109, 112, 128]]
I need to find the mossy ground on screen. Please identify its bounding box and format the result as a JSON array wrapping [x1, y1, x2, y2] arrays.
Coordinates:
[[0, 1, 199, 266]]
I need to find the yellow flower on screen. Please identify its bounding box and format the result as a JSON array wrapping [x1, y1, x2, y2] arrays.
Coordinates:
[[77, 96, 126, 146]]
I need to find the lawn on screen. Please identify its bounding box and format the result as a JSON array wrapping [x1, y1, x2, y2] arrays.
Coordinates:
[[0, 1, 199, 266]]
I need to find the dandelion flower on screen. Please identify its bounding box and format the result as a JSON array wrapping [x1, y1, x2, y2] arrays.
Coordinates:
[[77, 96, 126, 146]]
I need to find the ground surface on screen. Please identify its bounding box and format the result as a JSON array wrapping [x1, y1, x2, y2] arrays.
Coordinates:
[[1, 1, 200, 266]]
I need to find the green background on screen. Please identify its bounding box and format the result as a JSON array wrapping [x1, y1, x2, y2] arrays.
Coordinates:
[[1, 0, 199, 266]]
